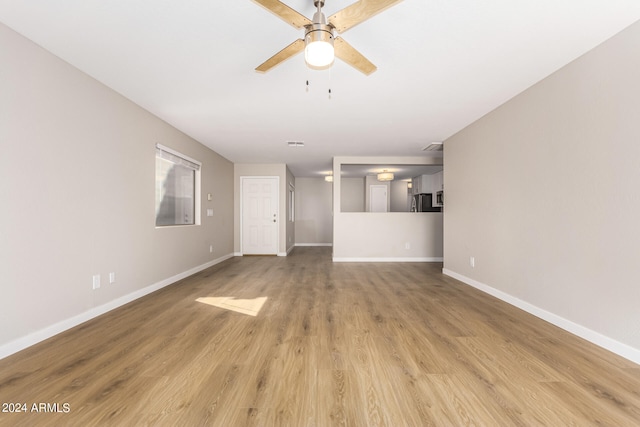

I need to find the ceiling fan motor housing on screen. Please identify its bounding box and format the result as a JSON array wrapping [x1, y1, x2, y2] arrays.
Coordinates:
[[306, 4, 333, 42], [305, 23, 334, 45]]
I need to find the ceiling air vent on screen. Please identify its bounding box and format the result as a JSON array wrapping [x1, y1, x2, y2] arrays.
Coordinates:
[[423, 142, 443, 151], [287, 141, 305, 147]]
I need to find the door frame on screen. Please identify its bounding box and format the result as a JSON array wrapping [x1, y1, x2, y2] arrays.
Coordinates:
[[240, 176, 280, 255], [369, 184, 388, 212]]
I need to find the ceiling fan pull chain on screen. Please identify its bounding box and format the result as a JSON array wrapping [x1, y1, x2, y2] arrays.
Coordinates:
[[328, 88, 332, 99], [306, 79, 310, 93]]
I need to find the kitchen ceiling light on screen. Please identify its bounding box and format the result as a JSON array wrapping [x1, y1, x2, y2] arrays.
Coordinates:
[[377, 170, 394, 181], [324, 175, 333, 182]]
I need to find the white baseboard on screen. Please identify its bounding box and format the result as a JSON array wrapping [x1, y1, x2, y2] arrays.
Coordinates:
[[236, 251, 287, 256], [0, 253, 234, 361], [295, 243, 333, 247], [333, 257, 443, 263], [442, 268, 640, 365]]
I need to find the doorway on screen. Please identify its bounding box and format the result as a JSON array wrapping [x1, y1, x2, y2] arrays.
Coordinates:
[[241, 177, 279, 255], [369, 185, 388, 212]]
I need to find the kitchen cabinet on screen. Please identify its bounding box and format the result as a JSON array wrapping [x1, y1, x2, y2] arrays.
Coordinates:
[[412, 172, 443, 195], [411, 176, 421, 195], [433, 171, 443, 192]]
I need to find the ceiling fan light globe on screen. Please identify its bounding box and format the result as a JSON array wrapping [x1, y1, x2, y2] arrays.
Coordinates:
[[305, 41, 334, 67]]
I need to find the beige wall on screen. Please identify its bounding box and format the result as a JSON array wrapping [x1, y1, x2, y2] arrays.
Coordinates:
[[390, 180, 411, 212], [334, 213, 443, 261], [340, 177, 365, 212], [0, 23, 234, 357], [444, 21, 640, 362], [294, 177, 333, 245]]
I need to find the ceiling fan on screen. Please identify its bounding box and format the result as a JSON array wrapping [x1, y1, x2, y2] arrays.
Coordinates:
[[252, 0, 403, 75]]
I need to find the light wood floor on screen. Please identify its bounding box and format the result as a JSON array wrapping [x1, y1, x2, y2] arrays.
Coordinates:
[[1, 247, 639, 426]]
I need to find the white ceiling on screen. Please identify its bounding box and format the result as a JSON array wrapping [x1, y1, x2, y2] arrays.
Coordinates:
[[2, 1, 639, 177]]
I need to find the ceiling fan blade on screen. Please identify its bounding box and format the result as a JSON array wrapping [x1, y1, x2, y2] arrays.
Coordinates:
[[252, 0, 312, 29], [255, 39, 305, 73], [334, 37, 377, 75], [329, 0, 403, 33]]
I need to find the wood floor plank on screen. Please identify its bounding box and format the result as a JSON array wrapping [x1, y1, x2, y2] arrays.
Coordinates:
[[0, 247, 639, 426]]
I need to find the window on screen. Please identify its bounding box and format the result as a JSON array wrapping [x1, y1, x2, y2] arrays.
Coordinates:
[[155, 144, 201, 226]]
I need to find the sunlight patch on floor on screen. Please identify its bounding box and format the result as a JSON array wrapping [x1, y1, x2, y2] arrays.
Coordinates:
[[196, 296, 267, 316]]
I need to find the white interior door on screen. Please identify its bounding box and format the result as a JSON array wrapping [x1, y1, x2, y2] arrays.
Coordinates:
[[242, 177, 279, 255], [370, 185, 388, 212]]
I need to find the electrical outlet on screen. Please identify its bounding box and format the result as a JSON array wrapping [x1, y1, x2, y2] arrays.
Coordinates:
[[470, 257, 475, 268], [405, 242, 411, 250], [92, 274, 101, 290], [209, 245, 213, 253], [109, 272, 115, 284]]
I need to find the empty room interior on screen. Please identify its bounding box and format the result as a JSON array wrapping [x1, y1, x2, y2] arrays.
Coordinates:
[[1, 1, 640, 425]]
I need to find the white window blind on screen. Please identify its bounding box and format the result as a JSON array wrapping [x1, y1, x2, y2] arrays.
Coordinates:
[[155, 144, 201, 171], [155, 144, 201, 226]]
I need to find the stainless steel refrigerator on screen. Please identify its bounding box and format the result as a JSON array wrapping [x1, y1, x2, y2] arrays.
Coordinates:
[[411, 193, 441, 212]]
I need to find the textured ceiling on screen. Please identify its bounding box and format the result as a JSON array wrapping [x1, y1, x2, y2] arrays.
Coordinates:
[[2, 1, 639, 176]]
